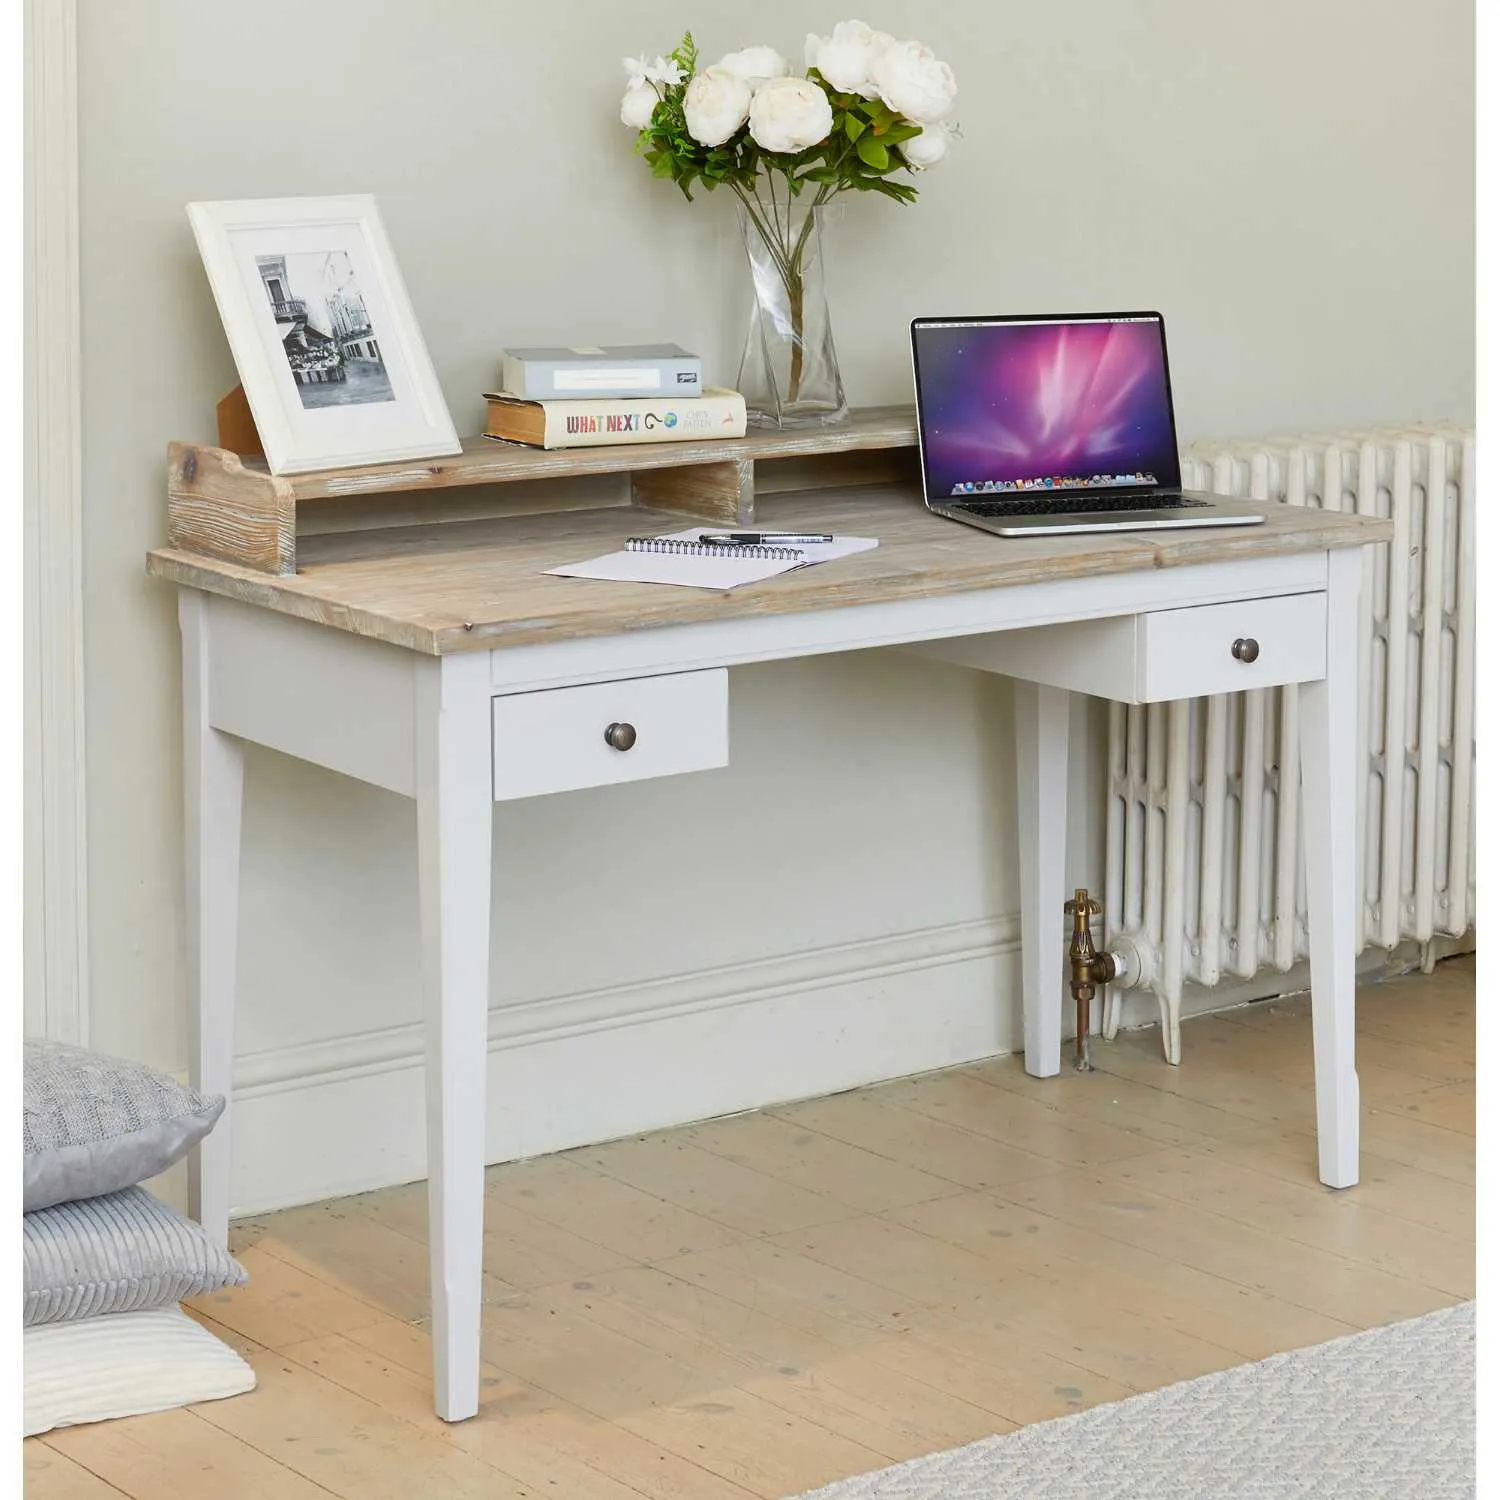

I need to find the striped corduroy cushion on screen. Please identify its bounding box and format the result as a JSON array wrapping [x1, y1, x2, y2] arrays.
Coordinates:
[[24, 1186, 247, 1327]]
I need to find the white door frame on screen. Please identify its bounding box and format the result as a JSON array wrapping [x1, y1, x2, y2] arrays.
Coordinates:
[[24, 0, 89, 1044]]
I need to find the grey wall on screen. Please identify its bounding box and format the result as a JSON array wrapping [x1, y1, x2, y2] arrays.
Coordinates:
[[76, 0, 1473, 1196]]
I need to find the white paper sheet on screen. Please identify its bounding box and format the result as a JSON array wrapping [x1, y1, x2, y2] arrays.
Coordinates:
[[546, 549, 798, 590], [546, 529, 880, 592]]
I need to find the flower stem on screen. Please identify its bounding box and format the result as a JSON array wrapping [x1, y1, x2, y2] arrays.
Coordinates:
[[732, 183, 793, 285], [788, 268, 805, 402], [736, 175, 840, 416]]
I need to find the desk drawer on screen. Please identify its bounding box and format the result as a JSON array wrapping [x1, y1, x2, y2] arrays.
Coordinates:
[[1139, 592, 1326, 700], [491, 670, 728, 800], [906, 589, 1328, 703]]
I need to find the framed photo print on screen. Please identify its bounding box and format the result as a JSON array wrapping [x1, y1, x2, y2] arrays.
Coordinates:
[[187, 194, 460, 474]]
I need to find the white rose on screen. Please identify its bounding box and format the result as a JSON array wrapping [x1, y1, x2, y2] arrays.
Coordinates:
[[748, 75, 834, 154], [806, 20, 894, 97], [870, 39, 957, 123], [620, 82, 658, 130], [682, 66, 752, 147], [716, 46, 790, 90], [902, 120, 950, 167]]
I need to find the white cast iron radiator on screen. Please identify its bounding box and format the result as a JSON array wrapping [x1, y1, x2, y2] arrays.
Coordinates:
[[1102, 425, 1476, 1063]]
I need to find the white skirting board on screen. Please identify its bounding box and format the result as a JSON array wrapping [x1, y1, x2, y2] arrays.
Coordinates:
[[216, 911, 1460, 1216], [205, 917, 1469, 1217], [227, 914, 1023, 1216]]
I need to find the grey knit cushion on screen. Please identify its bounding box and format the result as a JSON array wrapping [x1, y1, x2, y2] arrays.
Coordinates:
[[24, 1187, 247, 1327], [23, 1039, 225, 1212]]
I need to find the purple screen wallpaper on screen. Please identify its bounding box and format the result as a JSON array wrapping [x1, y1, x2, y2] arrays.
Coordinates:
[[914, 318, 1179, 497]]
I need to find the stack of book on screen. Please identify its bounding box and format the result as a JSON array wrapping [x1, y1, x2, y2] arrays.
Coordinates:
[[483, 344, 747, 450]]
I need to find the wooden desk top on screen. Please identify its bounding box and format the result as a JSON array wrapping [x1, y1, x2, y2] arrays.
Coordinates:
[[147, 485, 1393, 656]]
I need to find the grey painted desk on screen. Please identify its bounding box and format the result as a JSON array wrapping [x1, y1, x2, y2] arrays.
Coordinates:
[[149, 482, 1390, 1421]]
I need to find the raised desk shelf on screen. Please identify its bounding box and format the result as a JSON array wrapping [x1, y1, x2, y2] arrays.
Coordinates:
[[167, 406, 920, 576]]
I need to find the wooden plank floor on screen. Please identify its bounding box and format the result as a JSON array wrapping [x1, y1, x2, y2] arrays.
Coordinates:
[[28, 957, 1473, 1499]]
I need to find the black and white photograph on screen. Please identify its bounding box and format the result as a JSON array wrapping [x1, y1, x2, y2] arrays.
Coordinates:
[[256, 250, 394, 409], [188, 195, 459, 472]]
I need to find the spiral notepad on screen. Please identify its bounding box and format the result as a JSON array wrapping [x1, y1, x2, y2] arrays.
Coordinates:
[[624, 536, 805, 562], [547, 528, 879, 591]]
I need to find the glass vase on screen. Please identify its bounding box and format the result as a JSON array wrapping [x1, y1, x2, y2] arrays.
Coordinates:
[[734, 184, 848, 428]]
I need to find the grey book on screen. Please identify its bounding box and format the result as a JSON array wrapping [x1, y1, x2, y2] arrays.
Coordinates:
[[501, 344, 702, 401]]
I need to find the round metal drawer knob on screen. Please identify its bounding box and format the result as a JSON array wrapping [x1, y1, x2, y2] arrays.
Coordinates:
[[1231, 637, 1261, 664], [604, 721, 637, 752]]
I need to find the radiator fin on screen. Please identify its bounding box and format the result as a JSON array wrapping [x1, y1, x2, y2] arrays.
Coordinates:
[[1104, 426, 1475, 1057]]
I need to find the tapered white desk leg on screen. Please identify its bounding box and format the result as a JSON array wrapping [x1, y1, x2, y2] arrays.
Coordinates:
[[180, 591, 244, 1249], [1014, 680, 1070, 1078], [415, 654, 493, 1422], [1300, 549, 1362, 1189]]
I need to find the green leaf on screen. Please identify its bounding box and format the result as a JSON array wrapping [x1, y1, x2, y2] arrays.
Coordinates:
[[843, 113, 867, 142], [868, 177, 919, 204], [671, 30, 698, 76], [856, 134, 890, 170], [651, 153, 675, 179]]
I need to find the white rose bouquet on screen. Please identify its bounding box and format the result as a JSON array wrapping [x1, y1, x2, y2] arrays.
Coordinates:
[[621, 25, 956, 203], [619, 24, 957, 424]]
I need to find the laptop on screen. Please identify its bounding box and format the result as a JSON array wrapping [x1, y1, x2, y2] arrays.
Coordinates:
[[909, 311, 1266, 536]]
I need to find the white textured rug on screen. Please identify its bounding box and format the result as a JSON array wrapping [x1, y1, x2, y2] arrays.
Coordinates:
[[793, 1302, 1475, 1499]]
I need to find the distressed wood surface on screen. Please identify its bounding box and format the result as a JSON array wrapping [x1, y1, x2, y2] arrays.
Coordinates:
[[756, 447, 922, 496], [204, 406, 919, 503], [630, 458, 753, 527], [167, 408, 920, 573], [148, 484, 1394, 657], [166, 442, 297, 576]]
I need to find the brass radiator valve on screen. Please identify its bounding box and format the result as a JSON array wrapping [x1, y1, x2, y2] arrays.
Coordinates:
[[1064, 889, 1123, 1072]]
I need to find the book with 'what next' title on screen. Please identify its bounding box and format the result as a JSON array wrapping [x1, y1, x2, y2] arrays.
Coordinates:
[[482, 388, 747, 450]]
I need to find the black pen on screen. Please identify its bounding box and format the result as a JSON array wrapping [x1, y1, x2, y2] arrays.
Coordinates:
[[699, 532, 834, 546]]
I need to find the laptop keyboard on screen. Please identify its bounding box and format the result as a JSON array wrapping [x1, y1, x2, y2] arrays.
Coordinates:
[[950, 493, 1211, 518]]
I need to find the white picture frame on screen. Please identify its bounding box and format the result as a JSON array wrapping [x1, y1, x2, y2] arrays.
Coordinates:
[[187, 194, 461, 474]]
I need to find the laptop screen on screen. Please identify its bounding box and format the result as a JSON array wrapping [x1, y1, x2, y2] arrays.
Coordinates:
[[911, 313, 1182, 501]]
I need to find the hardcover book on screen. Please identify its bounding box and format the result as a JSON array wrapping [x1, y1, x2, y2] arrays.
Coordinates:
[[500, 344, 702, 401], [482, 387, 747, 450]]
